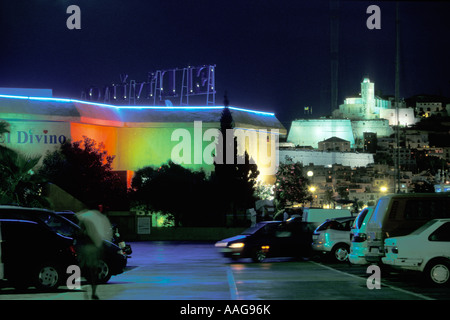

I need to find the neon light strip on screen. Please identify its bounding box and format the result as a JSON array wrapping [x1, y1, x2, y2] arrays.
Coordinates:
[[0, 94, 275, 116]]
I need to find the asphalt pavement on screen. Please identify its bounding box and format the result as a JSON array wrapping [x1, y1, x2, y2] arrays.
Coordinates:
[[1, 241, 448, 302]]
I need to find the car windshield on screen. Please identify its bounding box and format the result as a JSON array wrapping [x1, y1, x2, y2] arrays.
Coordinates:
[[369, 198, 390, 227], [355, 209, 369, 229], [241, 222, 280, 235], [242, 223, 264, 235]]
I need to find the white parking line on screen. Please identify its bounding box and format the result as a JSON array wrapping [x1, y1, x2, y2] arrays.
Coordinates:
[[226, 266, 239, 300], [309, 261, 434, 301]]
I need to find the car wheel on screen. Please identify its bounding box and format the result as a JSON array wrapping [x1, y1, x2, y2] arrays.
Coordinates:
[[35, 264, 61, 290], [252, 249, 266, 263], [425, 259, 450, 286], [332, 244, 350, 262], [97, 259, 111, 284]]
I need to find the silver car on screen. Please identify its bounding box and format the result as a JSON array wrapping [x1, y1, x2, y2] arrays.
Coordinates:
[[349, 207, 374, 265], [312, 216, 356, 262]]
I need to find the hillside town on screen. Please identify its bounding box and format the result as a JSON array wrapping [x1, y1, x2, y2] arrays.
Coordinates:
[[278, 78, 450, 209]]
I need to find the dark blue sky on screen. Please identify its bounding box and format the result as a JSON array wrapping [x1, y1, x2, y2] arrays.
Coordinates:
[[1, 1, 450, 125]]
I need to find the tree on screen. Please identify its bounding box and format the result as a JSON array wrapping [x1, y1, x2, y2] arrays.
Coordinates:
[[323, 188, 335, 208], [336, 185, 350, 201], [0, 148, 47, 207], [131, 161, 211, 227], [0, 121, 48, 207], [39, 136, 127, 209], [0, 121, 9, 136], [130, 166, 159, 212], [212, 94, 260, 225], [274, 162, 312, 208], [411, 180, 435, 193]]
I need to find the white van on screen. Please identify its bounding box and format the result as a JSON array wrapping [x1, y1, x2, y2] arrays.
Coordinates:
[[349, 206, 374, 265], [302, 208, 353, 228], [365, 193, 450, 264]]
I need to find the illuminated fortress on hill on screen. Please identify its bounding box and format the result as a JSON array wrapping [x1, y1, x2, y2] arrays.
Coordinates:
[[287, 78, 415, 151]]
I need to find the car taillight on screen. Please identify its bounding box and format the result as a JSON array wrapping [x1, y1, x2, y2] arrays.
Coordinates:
[[69, 245, 77, 256]]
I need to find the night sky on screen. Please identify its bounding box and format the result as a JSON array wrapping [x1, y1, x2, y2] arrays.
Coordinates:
[[1, 1, 450, 126]]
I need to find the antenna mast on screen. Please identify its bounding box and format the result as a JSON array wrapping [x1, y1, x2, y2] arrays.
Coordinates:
[[395, 2, 401, 193]]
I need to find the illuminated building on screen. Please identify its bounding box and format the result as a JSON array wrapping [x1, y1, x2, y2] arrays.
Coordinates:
[[415, 101, 450, 118], [333, 78, 391, 120], [318, 137, 351, 152], [333, 77, 417, 126], [0, 89, 286, 185], [351, 119, 393, 148], [379, 108, 416, 126], [288, 78, 404, 150], [279, 149, 374, 168], [287, 119, 355, 149]]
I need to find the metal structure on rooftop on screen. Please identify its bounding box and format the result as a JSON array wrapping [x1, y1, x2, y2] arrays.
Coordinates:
[[82, 64, 216, 107]]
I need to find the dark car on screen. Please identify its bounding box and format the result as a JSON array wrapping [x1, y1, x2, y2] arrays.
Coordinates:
[[0, 219, 78, 290], [0, 206, 127, 283], [215, 219, 314, 262], [55, 210, 132, 256], [55, 210, 80, 225]]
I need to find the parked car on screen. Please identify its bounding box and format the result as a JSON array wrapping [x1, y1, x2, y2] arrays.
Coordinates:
[[350, 207, 373, 240], [215, 219, 312, 262], [302, 208, 353, 229], [0, 205, 127, 283], [311, 216, 356, 262], [349, 207, 374, 265], [365, 193, 450, 264], [55, 210, 80, 224], [0, 219, 78, 290], [56, 210, 132, 256], [382, 219, 450, 286]]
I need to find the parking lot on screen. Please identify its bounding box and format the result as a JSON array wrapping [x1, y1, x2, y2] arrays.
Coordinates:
[[1, 241, 448, 302]]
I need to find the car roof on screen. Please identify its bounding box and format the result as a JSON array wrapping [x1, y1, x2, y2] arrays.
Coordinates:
[[0, 205, 55, 214], [259, 220, 283, 224], [0, 218, 38, 224], [379, 193, 450, 200]]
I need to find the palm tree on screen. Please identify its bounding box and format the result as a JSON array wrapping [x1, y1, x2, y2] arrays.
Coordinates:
[[324, 189, 335, 208], [0, 120, 9, 136], [0, 121, 48, 207]]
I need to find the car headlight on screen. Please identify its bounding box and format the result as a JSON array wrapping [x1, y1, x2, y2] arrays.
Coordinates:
[[228, 242, 245, 249]]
